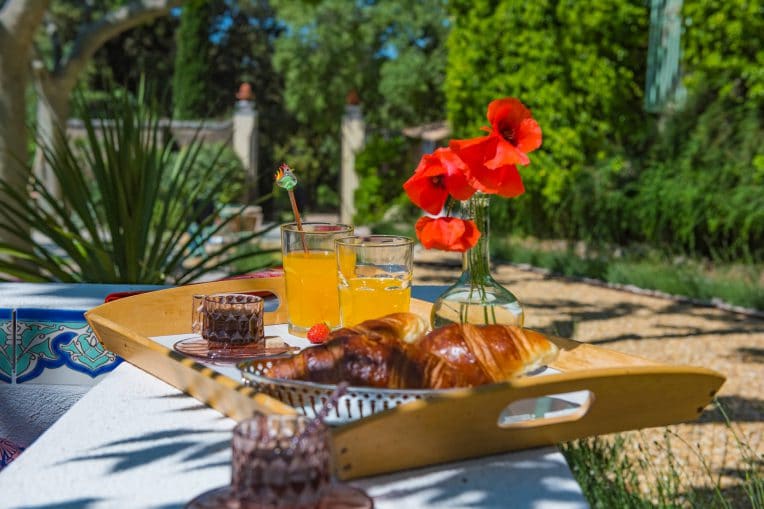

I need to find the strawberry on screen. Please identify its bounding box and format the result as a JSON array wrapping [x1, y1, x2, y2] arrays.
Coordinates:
[[307, 323, 331, 344]]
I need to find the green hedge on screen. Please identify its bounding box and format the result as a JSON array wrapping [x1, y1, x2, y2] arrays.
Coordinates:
[[172, 0, 215, 120], [630, 0, 764, 260], [353, 135, 419, 225], [446, 0, 649, 237], [445, 0, 764, 261], [682, 0, 764, 101]]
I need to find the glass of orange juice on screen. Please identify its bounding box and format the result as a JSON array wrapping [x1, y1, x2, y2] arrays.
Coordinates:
[[336, 235, 414, 326], [281, 222, 353, 336]]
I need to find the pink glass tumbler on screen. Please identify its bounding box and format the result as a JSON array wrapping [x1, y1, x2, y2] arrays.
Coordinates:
[[191, 293, 265, 346], [231, 414, 332, 509]]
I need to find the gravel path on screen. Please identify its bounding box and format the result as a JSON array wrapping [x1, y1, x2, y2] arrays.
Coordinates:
[[413, 248, 763, 498]]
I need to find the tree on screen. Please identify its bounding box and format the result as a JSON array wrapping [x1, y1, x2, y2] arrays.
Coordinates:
[[172, 0, 214, 119], [271, 0, 448, 210], [0, 0, 49, 252], [207, 0, 290, 199], [32, 0, 182, 198], [90, 0, 290, 205], [92, 15, 180, 115], [0, 0, 180, 251]]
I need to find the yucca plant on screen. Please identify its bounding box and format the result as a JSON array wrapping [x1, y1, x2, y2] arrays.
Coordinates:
[[0, 86, 277, 284]]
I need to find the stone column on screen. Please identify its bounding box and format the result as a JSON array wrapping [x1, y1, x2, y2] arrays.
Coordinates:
[[232, 83, 259, 202], [340, 91, 365, 225]]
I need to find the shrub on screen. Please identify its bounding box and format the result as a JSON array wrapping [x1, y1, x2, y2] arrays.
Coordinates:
[[0, 86, 276, 284], [682, 0, 764, 102], [353, 135, 420, 225], [446, 0, 764, 262], [172, 0, 215, 119], [446, 0, 649, 239], [178, 141, 246, 205], [633, 0, 764, 260], [636, 91, 764, 260]]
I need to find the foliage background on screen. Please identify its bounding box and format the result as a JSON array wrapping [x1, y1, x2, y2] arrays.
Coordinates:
[[352, 135, 420, 225], [172, 0, 216, 119], [445, 0, 764, 262], [74, 0, 291, 203], [17, 0, 764, 265], [271, 0, 448, 211]]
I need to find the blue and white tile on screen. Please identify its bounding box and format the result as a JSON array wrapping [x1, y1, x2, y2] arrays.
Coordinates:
[[0, 309, 13, 384], [0, 438, 24, 470], [15, 309, 121, 385]]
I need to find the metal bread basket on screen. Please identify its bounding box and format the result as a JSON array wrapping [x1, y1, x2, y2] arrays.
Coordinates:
[[239, 358, 459, 425], [238, 359, 569, 426]]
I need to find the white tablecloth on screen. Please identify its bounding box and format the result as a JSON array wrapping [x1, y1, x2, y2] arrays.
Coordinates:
[[0, 285, 589, 508]]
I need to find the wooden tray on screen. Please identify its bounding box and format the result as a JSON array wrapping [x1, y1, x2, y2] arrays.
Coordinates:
[[85, 276, 725, 480]]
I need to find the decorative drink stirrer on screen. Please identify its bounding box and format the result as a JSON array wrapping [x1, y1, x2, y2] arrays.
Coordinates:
[[274, 163, 307, 253]]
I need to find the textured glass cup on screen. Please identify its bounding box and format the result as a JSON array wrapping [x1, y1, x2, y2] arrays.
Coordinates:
[[336, 235, 414, 326], [232, 414, 332, 509], [191, 293, 264, 345], [281, 222, 353, 335]]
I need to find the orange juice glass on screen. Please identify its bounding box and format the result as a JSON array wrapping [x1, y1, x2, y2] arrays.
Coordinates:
[[336, 235, 414, 326], [281, 222, 353, 336]]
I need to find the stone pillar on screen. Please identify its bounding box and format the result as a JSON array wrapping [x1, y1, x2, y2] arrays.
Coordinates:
[[232, 83, 259, 202], [340, 91, 365, 225]]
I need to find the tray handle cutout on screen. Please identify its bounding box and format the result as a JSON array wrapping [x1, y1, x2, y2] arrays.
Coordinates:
[[497, 390, 594, 429]]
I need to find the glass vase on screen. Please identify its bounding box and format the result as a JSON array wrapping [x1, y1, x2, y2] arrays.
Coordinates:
[[430, 193, 524, 328]]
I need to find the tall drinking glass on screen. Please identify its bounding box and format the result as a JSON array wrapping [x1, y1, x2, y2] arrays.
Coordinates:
[[281, 222, 353, 336], [336, 235, 414, 326]]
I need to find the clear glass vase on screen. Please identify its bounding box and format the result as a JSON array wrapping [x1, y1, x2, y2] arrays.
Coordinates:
[[430, 193, 524, 328]]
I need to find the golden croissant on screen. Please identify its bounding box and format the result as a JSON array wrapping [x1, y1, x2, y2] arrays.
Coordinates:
[[262, 313, 559, 389]]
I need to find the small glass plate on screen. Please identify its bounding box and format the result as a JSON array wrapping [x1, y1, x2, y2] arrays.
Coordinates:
[[174, 336, 299, 364], [186, 483, 373, 509]]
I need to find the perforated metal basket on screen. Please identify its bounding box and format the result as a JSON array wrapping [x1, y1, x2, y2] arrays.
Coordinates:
[[239, 359, 456, 425]]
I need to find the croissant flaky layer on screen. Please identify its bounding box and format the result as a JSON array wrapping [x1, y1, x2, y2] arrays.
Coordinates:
[[262, 313, 559, 389]]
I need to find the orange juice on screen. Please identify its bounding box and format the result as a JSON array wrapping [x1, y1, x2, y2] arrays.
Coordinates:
[[339, 277, 410, 326], [283, 251, 340, 332]]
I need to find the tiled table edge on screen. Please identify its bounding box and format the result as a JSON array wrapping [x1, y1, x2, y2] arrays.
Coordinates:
[[0, 307, 122, 385], [13, 308, 122, 384], [0, 283, 166, 386], [0, 308, 12, 383]]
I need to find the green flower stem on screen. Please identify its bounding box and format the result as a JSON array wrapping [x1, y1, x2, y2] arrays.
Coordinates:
[[460, 193, 497, 323], [431, 192, 523, 328]]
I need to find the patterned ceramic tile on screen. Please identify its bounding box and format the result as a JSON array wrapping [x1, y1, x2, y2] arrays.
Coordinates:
[[15, 309, 121, 384], [0, 309, 12, 383], [0, 438, 24, 470]]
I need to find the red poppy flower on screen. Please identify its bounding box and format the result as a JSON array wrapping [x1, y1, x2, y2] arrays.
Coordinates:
[[486, 97, 542, 165], [451, 97, 541, 168], [403, 148, 475, 215], [448, 137, 525, 198], [415, 216, 481, 252]]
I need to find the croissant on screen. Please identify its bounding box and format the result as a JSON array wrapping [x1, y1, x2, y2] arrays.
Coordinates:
[[262, 313, 428, 388], [408, 323, 559, 388], [262, 313, 559, 389]]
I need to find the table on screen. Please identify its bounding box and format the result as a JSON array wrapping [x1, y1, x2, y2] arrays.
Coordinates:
[[0, 287, 589, 509]]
